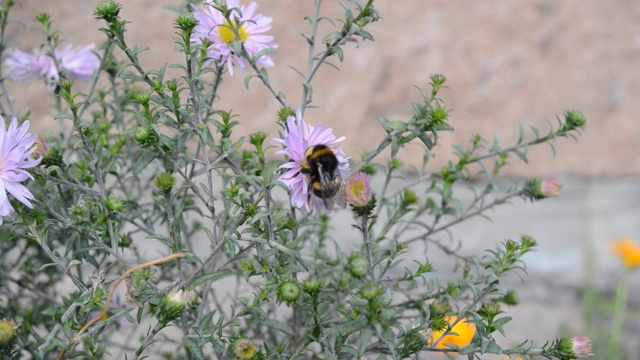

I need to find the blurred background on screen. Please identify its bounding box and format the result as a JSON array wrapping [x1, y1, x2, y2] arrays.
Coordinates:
[[4, 0, 640, 357]]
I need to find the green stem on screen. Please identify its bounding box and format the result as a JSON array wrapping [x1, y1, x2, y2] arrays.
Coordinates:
[[608, 280, 628, 359], [361, 215, 376, 282]]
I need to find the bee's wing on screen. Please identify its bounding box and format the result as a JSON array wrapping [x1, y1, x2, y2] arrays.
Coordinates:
[[318, 167, 346, 209]]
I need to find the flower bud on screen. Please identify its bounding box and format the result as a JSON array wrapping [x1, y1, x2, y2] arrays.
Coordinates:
[[499, 291, 520, 306], [428, 106, 450, 125], [563, 110, 586, 131], [346, 172, 373, 208], [132, 91, 151, 106], [134, 126, 158, 148], [523, 178, 562, 201], [159, 288, 191, 324], [249, 132, 267, 148], [155, 173, 175, 195], [429, 74, 447, 95], [555, 336, 593, 359], [277, 280, 301, 305], [570, 336, 593, 358], [303, 279, 323, 296], [105, 196, 125, 213], [94, 0, 122, 22], [348, 253, 369, 278], [175, 13, 199, 35], [0, 319, 16, 344], [233, 338, 257, 360], [401, 189, 419, 207], [359, 283, 383, 300], [540, 178, 562, 197], [277, 107, 296, 123], [41, 146, 63, 168]]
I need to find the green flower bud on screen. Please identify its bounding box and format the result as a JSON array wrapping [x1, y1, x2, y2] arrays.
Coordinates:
[[175, 13, 199, 34], [303, 280, 323, 296], [249, 132, 267, 148], [41, 146, 63, 168], [133, 126, 158, 148], [428, 106, 450, 125], [429, 74, 447, 95], [359, 283, 383, 301], [155, 173, 175, 195], [105, 196, 125, 213], [348, 253, 369, 278], [58, 77, 74, 92], [479, 302, 502, 319], [94, 0, 122, 22], [277, 281, 301, 305], [0, 319, 16, 344], [499, 291, 520, 306], [277, 107, 296, 124], [233, 338, 257, 360], [132, 91, 151, 106], [401, 189, 419, 207], [402, 332, 425, 356], [563, 110, 586, 131], [159, 288, 191, 324]]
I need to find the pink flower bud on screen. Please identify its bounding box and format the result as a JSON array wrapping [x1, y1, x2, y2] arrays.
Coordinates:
[[540, 178, 562, 198], [346, 172, 372, 207]]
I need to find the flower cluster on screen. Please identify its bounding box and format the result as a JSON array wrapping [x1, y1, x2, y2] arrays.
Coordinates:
[[191, 0, 277, 75], [274, 110, 349, 213], [0, 116, 41, 225], [5, 44, 100, 88]]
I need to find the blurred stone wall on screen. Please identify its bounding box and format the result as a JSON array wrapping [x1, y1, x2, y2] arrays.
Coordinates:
[[5, 0, 640, 177]]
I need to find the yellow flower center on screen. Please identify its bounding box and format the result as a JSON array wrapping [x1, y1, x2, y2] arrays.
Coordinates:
[[219, 21, 248, 44], [349, 182, 366, 198]]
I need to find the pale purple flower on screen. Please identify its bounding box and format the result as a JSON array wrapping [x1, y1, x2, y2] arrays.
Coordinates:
[[191, 0, 277, 76], [274, 110, 349, 213], [55, 44, 101, 83], [570, 336, 593, 358], [4, 49, 54, 84], [0, 116, 41, 225], [4, 44, 100, 88]]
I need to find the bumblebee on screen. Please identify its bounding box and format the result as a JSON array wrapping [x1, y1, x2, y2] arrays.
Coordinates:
[[300, 144, 345, 208]]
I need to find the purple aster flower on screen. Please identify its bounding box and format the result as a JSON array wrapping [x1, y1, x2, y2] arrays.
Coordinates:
[[4, 48, 54, 85], [191, 0, 277, 76], [55, 44, 101, 83], [4, 44, 100, 88], [274, 110, 349, 213], [0, 116, 42, 225]]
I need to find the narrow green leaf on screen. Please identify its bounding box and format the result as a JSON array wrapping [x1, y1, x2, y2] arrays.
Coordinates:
[[134, 150, 156, 174], [183, 337, 205, 360]]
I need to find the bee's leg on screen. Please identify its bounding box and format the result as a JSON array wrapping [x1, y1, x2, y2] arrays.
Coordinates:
[[306, 180, 313, 205]]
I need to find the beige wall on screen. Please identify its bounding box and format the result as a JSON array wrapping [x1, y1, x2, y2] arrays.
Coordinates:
[[5, 1, 638, 177]]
